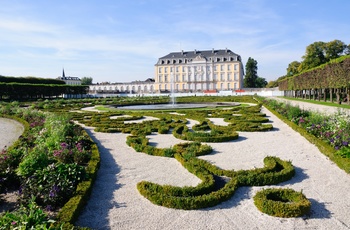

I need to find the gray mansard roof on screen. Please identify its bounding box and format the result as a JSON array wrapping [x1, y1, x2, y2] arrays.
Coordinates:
[[156, 49, 241, 65]]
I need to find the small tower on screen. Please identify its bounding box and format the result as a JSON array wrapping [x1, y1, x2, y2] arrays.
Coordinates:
[[62, 68, 66, 78]]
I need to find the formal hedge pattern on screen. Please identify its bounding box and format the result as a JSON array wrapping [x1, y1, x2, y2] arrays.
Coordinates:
[[254, 188, 311, 217], [70, 101, 303, 210]]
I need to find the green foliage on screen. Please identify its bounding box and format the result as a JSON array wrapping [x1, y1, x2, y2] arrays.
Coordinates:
[[0, 197, 56, 229], [17, 146, 50, 177], [0, 83, 88, 100], [244, 57, 259, 88], [254, 188, 311, 217], [80, 77, 93, 85], [20, 163, 86, 208]]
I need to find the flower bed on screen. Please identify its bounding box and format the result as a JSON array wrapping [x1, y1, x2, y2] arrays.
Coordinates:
[[0, 103, 100, 229]]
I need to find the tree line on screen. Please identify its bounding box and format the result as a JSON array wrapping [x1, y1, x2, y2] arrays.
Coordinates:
[[0, 76, 88, 100], [278, 55, 350, 104], [267, 39, 350, 88]]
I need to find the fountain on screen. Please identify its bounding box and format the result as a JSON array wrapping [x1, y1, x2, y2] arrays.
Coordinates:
[[112, 66, 239, 110]]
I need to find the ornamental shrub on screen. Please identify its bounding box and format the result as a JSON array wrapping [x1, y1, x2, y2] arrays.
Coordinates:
[[254, 188, 311, 217]]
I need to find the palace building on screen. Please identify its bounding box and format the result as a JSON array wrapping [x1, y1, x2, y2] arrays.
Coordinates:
[[154, 48, 244, 93]]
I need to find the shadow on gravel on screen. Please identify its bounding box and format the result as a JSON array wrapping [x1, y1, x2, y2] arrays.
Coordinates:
[[75, 129, 124, 230], [305, 199, 331, 219], [281, 166, 309, 185], [208, 186, 252, 210]]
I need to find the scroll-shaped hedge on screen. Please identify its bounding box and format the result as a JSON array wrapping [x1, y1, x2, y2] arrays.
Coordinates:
[[137, 156, 295, 210], [254, 188, 311, 217], [173, 125, 239, 142]]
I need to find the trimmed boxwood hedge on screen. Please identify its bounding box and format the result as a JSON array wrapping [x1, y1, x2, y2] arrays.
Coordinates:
[[254, 188, 311, 217]]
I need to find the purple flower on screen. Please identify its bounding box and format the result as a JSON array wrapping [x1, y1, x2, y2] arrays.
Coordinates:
[[343, 141, 349, 146], [12, 221, 17, 225], [60, 142, 68, 148]]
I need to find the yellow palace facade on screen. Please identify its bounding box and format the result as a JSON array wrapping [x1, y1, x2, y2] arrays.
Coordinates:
[[154, 49, 244, 93]]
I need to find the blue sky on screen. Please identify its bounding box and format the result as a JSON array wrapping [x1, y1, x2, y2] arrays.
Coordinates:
[[1, 0, 349, 83]]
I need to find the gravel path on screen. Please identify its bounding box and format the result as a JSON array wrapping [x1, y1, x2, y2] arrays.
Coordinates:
[[271, 97, 350, 116], [0, 118, 24, 150], [76, 101, 350, 230]]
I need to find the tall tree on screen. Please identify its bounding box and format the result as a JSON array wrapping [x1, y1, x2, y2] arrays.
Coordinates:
[[286, 61, 301, 76], [255, 77, 268, 88], [81, 77, 93, 85], [244, 57, 258, 88], [325, 39, 346, 60], [298, 41, 327, 72]]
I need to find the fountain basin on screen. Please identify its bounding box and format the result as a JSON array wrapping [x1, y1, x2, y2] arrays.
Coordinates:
[[111, 102, 239, 110]]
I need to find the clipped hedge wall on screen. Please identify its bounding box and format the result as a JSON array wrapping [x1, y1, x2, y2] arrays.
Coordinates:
[[254, 188, 311, 217]]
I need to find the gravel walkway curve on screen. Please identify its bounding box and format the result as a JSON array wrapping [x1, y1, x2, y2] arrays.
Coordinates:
[[76, 101, 350, 230], [0, 118, 24, 150]]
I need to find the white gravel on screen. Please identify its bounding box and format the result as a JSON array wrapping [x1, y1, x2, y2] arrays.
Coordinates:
[[0, 118, 24, 150], [76, 101, 350, 230]]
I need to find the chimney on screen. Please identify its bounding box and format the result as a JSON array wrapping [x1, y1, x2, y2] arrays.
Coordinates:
[[194, 49, 197, 54], [181, 50, 184, 55]]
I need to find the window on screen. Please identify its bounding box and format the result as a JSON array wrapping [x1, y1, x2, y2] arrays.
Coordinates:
[[227, 83, 230, 90], [220, 73, 224, 81], [170, 67, 173, 73], [227, 73, 231, 81], [227, 65, 231, 71], [182, 74, 185, 82], [158, 67, 162, 73], [214, 65, 217, 71], [234, 73, 238, 81], [176, 66, 179, 72], [164, 75, 168, 82], [234, 64, 238, 70], [176, 74, 179, 82], [182, 66, 186, 72], [220, 83, 224, 90], [213, 74, 217, 81], [158, 76, 162, 83], [220, 65, 224, 71], [234, 83, 237, 89], [165, 67, 168, 73]]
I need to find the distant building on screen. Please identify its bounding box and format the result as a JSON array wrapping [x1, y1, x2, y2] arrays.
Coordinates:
[[154, 48, 244, 93], [89, 78, 155, 95], [57, 69, 81, 85]]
